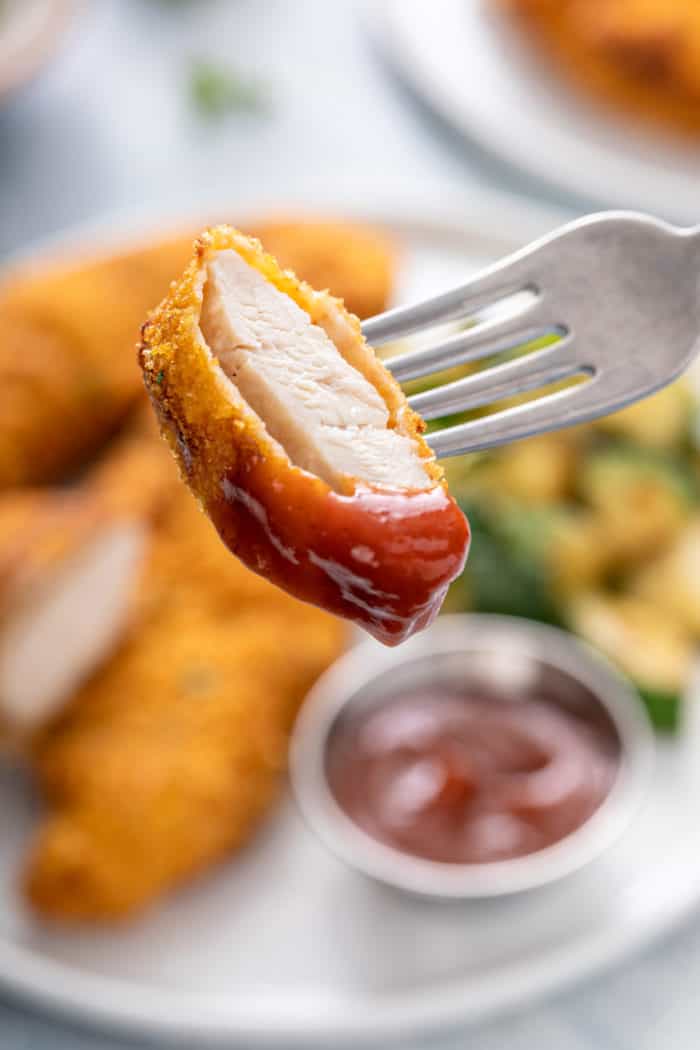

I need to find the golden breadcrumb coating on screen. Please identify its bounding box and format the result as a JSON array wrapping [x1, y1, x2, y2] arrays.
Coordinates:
[[0, 235, 192, 487], [26, 603, 342, 920], [496, 0, 700, 136], [245, 217, 396, 320], [0, 493, 105, 613], [140, 225, 435, 502], [86, 411, 184, 526]]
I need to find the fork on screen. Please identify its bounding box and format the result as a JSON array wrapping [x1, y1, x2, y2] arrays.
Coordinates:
[[362, 211, 700, 458]]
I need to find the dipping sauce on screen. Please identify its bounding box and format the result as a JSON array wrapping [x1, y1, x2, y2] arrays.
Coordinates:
[[326, 690, 620, 864]]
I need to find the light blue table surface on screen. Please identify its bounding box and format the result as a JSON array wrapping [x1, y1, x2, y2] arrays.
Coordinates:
[[0, 2, 697, 1048]]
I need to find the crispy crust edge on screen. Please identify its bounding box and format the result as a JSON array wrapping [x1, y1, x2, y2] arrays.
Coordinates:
[[139, 225, 444, 501]]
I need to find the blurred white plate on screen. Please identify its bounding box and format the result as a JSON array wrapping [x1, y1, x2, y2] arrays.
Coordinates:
[[373, 0, 700, 223], [0, 0, 72, 101], [2, 195, 700, 1047]]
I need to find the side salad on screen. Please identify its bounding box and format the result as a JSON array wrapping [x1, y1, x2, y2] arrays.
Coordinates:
[[441, 381, 700, 732]]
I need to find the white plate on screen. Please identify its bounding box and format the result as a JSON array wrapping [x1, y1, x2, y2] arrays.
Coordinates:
[[0, 0, 73, 101], [373, 0, 700, 223], [2, 198, 700, 1047]]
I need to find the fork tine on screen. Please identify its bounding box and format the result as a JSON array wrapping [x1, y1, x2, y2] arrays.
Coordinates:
[[362, 263, 533, 346], [385, 308, 548, 383], [408, 338, 580, 420], [426, 373, 620, 458]]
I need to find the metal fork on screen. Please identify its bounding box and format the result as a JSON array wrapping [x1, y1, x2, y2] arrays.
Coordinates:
[[362, 211, 700, 458]]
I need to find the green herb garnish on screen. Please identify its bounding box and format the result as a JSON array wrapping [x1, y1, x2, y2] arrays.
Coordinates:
[[190, 60, 269, 119]]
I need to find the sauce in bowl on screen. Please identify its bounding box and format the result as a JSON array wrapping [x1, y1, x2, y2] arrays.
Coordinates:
[[326, 689, 620, 864]]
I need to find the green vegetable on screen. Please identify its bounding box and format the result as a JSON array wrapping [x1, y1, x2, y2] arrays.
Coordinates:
[[440, 368, 700, 734], [631, 521, 700, 637], [404, 331, 562, 435], [638, 688, 682, 733], [566, 594, 691, 733], [452, 499, 564, 625], [190, 60, 269, 119], [579, 443, 698, 512], [451, 496, 688, 732]]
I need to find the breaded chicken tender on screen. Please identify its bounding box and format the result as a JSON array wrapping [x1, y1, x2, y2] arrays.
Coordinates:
[[87, 408, 185, 524], [26, 600, 343, 920], [0, 489, 146, 741], [140, 227, 469, 645], [22, 425, 345, 920], [0, 235, 192, 487], [496, 0, 700, 136], [0, 410, 197, 747], [0, 218, 397, 489], [245, 218, 396, 320], [7, 218, 399, 917]]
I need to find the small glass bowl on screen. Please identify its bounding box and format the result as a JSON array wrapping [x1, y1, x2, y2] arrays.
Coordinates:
[[290, 614, 654, 899]]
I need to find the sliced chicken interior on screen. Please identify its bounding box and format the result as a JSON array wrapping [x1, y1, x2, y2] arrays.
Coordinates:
[[199, 250, 431, 492], [0, 522, 146, 733]]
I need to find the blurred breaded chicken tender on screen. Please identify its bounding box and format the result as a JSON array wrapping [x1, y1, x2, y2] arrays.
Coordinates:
[[26, 601, 342, 920], [0, 218, 396, 489], [2, 216, 394, 916], [246, 218, 396, 320], [23, 431, 345, 920], [497, 0, 700, 136], [0, 488, 146, 743], [0, 235, 192, 487]]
